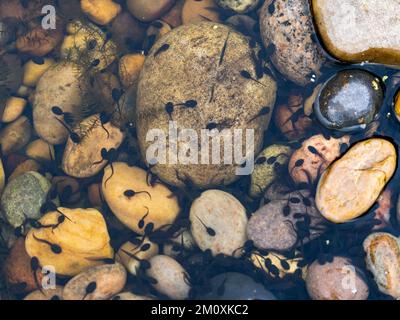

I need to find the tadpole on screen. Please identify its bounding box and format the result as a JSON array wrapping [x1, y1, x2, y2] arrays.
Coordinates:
[[82, 282, 97, 300], [124, 189, 152, 200], [33, 234, 62, 254], [196, 215, 216, 237]]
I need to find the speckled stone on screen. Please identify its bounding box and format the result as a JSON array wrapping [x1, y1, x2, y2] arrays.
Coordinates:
[[247, 191, 325, 251], [260, 0, 326, 86], [364, 232, 400, 299], [314, 70, 384, 132], [1, 171, 51, 228], [137, 22, 277, 188], [306, 257, 369, 300], [198, 272, 276, 300], [249, 144, 292, 198]]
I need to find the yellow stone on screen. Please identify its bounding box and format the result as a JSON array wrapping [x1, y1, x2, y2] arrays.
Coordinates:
[[81, 0, 121, 25], [25, 207, 114, 276], [61, 20, 117, 71], [102, 163, 180, 234], [23, 58, 55, 87], [316, 138, 397, 223], [119, 53, 145, 88], [2, 97, 27, 123], [26, 139, 55, 163]]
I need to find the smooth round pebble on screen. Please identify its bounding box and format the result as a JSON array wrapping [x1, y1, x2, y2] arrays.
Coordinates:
[[8, 159, 41, 182], [314, 70, 384, 132], [33, 62, 90, 145], [102, 163, 180, 234], [2, 97, 26, 123], [146, 255, 190, 300], [190, 190, 248, 257], [0, 116, 32, 155], [127, 0, 176, 22], [306, 257, 369, 300], [119, 53, 145, 88], [316, 138, 397, 223], [63, 263, 126, 300], [274, 94, 312, 140]]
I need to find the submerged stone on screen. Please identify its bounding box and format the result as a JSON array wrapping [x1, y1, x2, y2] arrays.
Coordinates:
[[314, 70, 383, 132], [313, 0, 400, 65], [198, 272, 276, 300]]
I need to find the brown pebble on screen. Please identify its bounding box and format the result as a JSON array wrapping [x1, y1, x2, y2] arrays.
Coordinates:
[[182, 0, 220, 25], [4, 238, 43, 294]]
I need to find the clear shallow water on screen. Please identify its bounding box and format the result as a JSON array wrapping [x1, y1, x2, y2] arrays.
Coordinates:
[[1, 1, 400, 300]]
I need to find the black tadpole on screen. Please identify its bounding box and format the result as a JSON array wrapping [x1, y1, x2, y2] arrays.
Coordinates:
[[124, 189, 152, 200], [240, 70, 269, 88], [196, 215, 216, 237], [33, 234, 62, 254], [154, 43, 170, 57], [138, 208, 149, 229], [82, 282, 97, 300], [248, 106, 271, 123]]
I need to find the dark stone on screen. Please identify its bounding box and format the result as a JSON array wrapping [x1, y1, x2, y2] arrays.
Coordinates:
[[198, 272, 276, 300], [314, 69, 384, 132]]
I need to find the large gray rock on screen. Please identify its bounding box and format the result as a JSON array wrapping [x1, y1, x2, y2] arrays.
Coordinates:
[[1, 172, 51, 228], [312, 0, 400, 65]]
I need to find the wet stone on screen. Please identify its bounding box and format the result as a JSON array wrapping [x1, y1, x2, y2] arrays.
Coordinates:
[[314, 70, 384, 132], [63, 263, 127, 300], [259, 0, 326, 86], [306, 257, 369, 300], [1, 171, 51, 228], [312, 0, 400, 65], [198, 272, 276, 300], [247, 190, 326, 251], [364, 232, 400, 299]]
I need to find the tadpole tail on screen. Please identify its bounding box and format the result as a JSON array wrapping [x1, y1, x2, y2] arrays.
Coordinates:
[[104, 163, 114, 188]]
